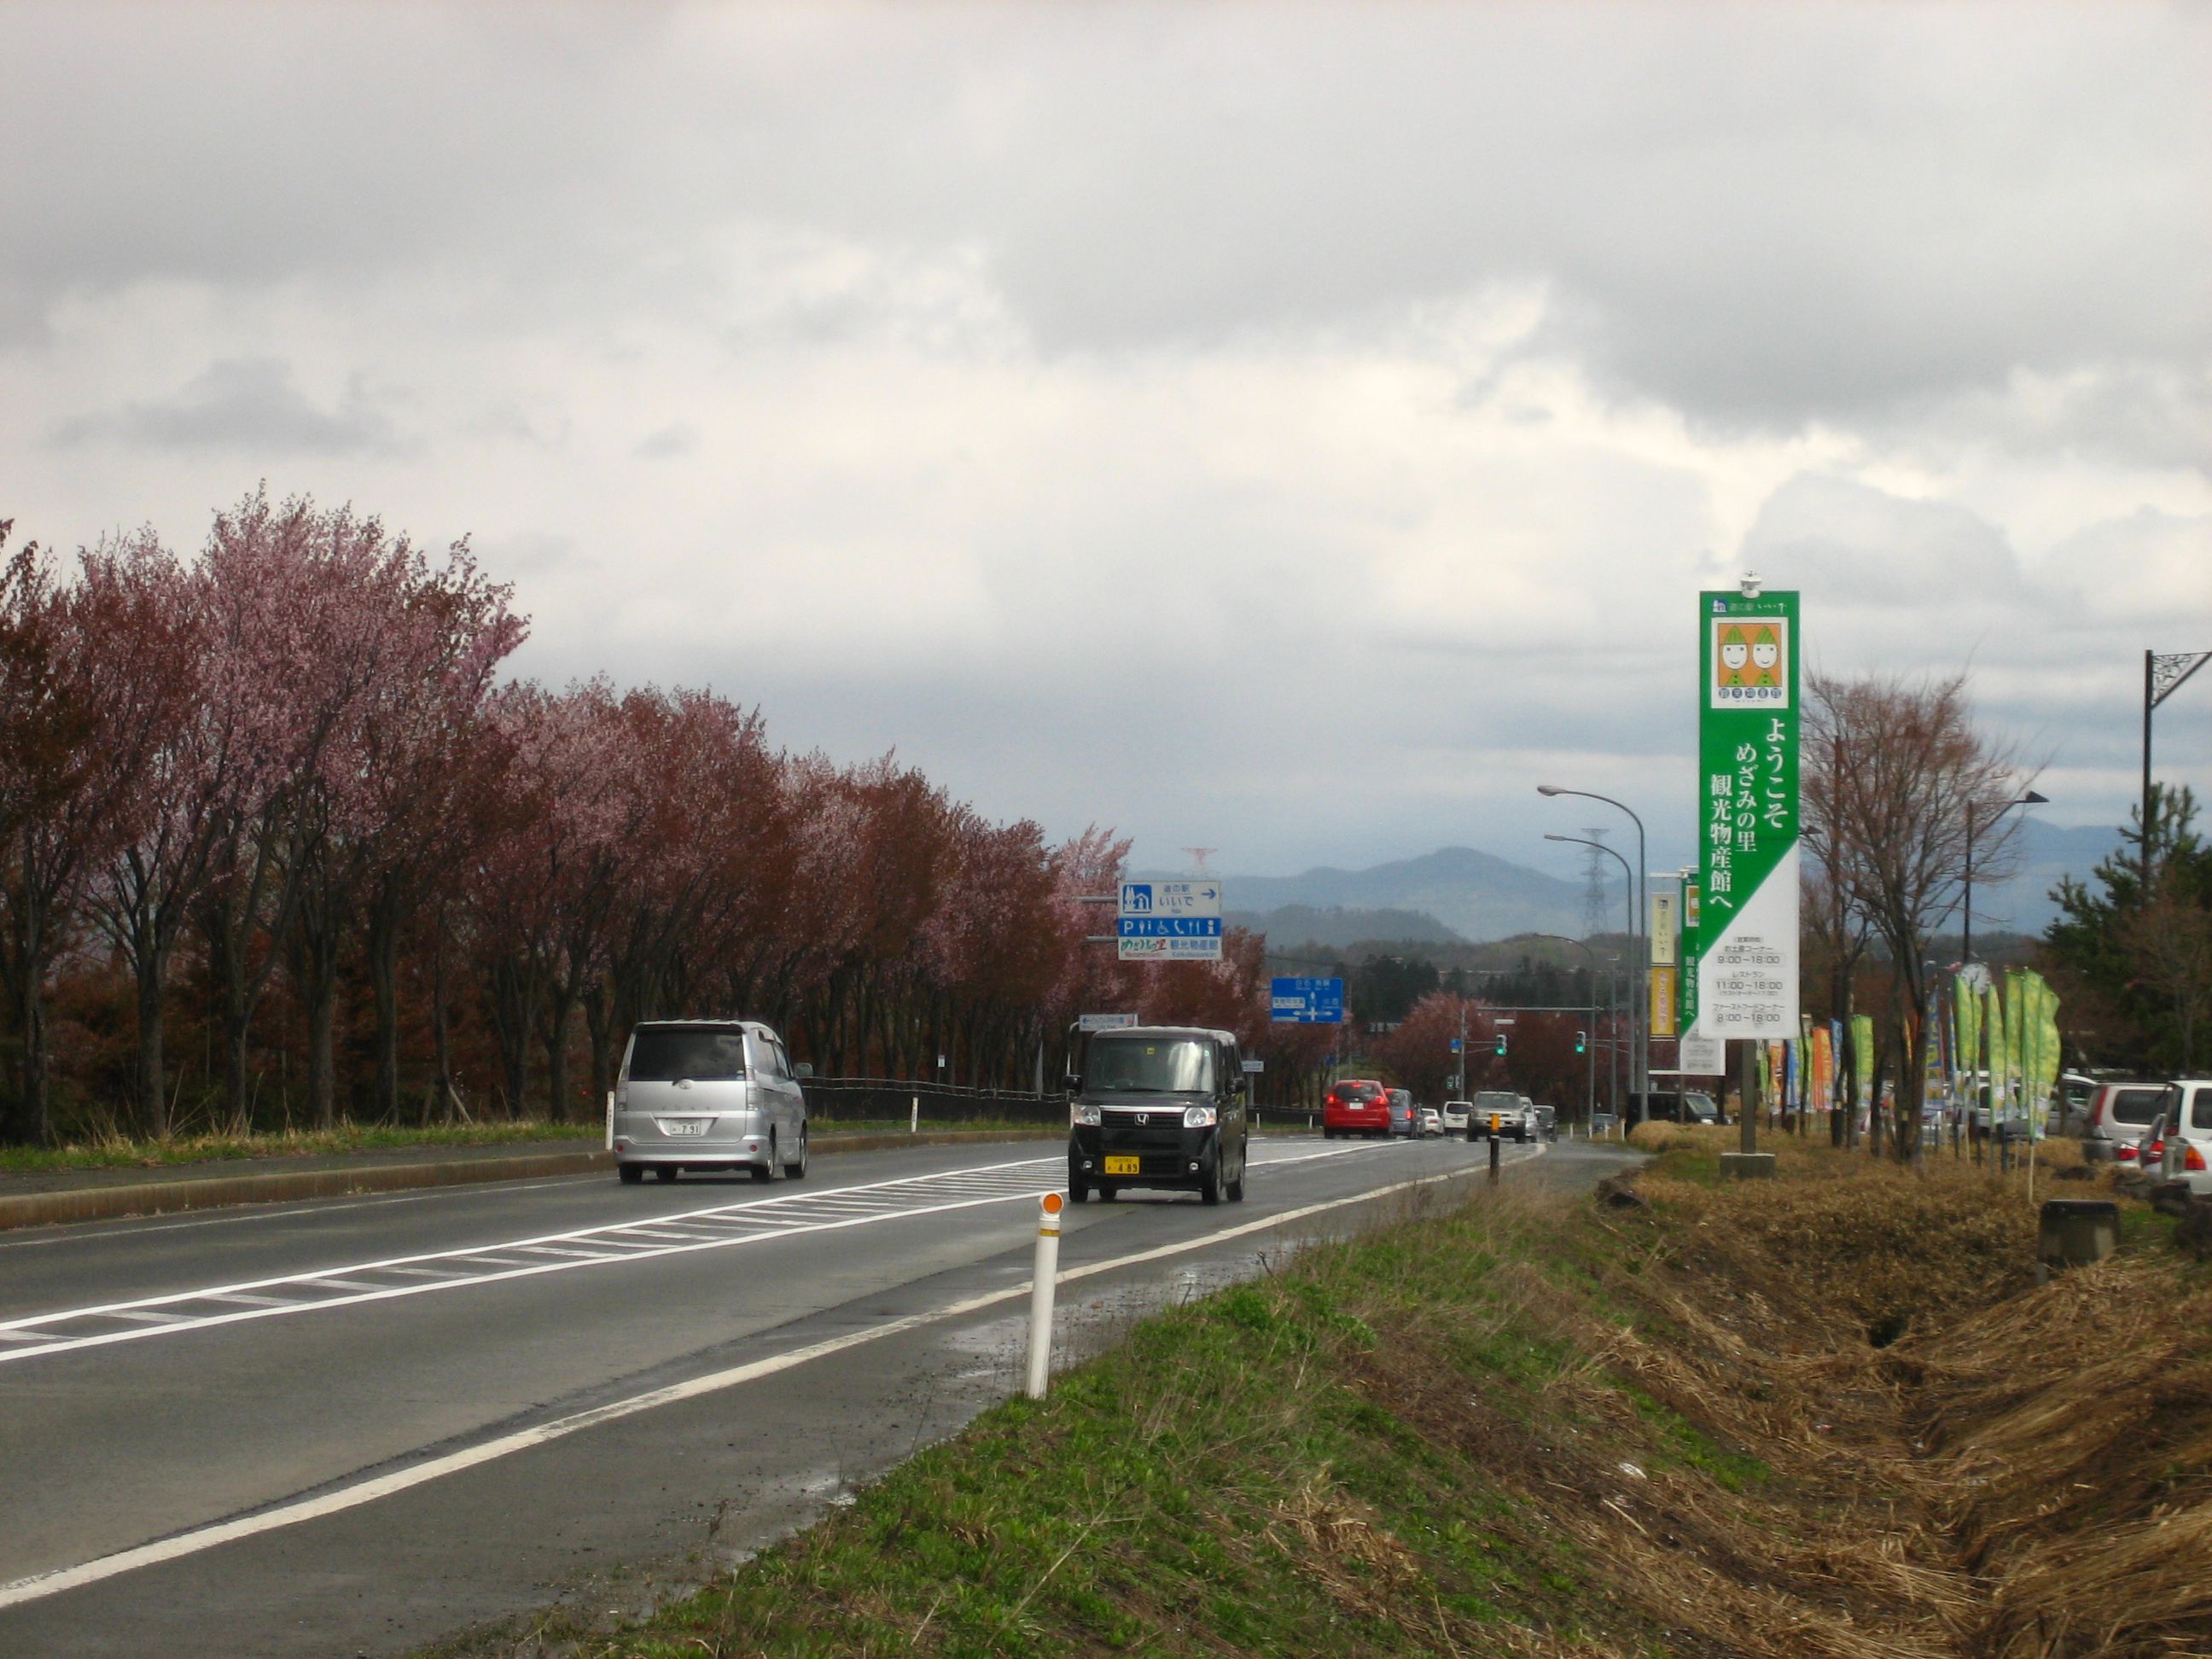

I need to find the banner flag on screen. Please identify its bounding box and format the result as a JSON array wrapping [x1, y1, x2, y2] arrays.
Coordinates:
[[1691, 589, 1801, 1039], [1851, 1015, 1876, 1115]]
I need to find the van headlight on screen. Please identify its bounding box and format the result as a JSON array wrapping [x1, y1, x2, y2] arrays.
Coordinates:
[[1071, 1103, 1101, 1126], [1184, 1105, 1217, 1128]]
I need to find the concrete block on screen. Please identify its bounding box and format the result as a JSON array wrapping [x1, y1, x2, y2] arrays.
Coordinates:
[[2038, 1198, 2120, 1269], [1719, 1152, 1777, 1179]]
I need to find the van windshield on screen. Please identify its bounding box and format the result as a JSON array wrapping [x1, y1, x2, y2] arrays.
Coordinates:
[[1086, 1037, 1214, 1094], [1473, 1091, 1518, 1111], [627, 1027, 749, 1083]]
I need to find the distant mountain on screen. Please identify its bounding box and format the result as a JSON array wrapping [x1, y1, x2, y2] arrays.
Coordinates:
[[1226, 904, 1468, 952], [1141, 847, 1585, 946], [1151, 818, 2124, 952], [1967, 819, 2126, 937]]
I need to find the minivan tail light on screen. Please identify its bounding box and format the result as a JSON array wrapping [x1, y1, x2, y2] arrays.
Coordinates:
[[2186, 1143, 2208, 1173]]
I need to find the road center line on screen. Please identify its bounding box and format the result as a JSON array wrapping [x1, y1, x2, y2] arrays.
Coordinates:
[[0, 1142, 1389, 1366], [0, 1144, 1535, 1613]]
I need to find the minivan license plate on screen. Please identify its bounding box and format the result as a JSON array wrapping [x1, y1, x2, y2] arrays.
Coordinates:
[[656, 1119, 710, 1137], [1103, 1155, 1139, 1176]]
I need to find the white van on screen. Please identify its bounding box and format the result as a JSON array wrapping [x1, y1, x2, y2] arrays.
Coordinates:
[[610, 1020, 811, 1185]]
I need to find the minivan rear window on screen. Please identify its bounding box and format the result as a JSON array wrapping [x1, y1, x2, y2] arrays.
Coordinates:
[[2110, 1087, 2164, 1126], [627, 1027, 749, 1082]]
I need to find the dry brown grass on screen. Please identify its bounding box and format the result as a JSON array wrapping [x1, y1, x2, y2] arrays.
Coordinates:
[[1563, 1136, 2212, 1659]]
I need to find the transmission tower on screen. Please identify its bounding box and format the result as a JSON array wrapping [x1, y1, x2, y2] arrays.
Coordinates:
[[1181, 847, 1220, 875], [1579, 827, 1612, 939]]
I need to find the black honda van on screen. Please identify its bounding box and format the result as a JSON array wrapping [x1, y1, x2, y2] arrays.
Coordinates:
[[1066, 1025, 1249, 1206]]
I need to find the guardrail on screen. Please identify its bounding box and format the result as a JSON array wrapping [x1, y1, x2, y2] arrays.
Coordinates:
[[800, 1078, 1068, 1126]]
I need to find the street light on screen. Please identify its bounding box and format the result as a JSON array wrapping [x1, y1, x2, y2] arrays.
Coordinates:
[[1963, 790, 2048, 962], [1545, 833, 1637, 1125], [1540, 785, 1650, 1125], [1534, 932, 1605, 1131]]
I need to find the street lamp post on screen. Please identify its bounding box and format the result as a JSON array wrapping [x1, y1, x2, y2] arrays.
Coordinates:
[[1541, 784, 1650, 1125], [1545, 832, 1637, 1126], [1963, 790, 2048, 962], [1534, 933, 1604, 1132], [2145, 650, 2210, 889]]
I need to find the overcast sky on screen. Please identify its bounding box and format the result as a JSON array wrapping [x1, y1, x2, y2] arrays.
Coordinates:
[[4, 3, 2207, 884]]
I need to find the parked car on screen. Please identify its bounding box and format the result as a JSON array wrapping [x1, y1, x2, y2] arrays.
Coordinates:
[[1324, 1078, 1392, 1139], [2159, 1080, 2212, 1195], [1590, 1110, 1620, 1138], [2057, 1071, 2098, 1134], [2081, 1080, 2171, 1163], [1644, 1091, 1721, 1125], [1441, 1099, 1471, 1135], [1388, 1087, 1418, 1138], [611, 1019, 811, 1185], [1467, 1090, 1532, 1143], [1066, 1025, 1249, 1205], [1417, 1106, 1444, 1138]]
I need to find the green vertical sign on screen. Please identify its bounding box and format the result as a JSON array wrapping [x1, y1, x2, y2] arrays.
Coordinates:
[[1679, 879, 1700, 1032], [1691, 589, 1802, 1039]]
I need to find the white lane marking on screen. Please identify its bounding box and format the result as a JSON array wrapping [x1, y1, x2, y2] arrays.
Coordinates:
[[0, 1144, 1536, 1612], [0, 1141, 1392, 1365]]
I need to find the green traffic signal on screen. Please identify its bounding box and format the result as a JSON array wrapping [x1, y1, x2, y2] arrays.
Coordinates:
[[1575, 1029, 1586, 1054], [1493, 1035, 1507, 1057]]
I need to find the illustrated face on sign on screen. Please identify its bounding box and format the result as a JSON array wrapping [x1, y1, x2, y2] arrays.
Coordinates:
[[1749, 626, 1781, 684], [1711, 613, 1791, 707], [1718, 627, 1750, 680]]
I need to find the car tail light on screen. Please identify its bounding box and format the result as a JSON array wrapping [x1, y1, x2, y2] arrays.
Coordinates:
[[2118, 1144, 2139, 1161], [2146, 1137, 2166, 1161], [2186, 1144, 2208, 1173], [2087, 1094, 2106, 1127]]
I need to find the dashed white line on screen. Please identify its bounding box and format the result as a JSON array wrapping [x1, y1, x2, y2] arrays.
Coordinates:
[[0, 1143, 1528, 1613]]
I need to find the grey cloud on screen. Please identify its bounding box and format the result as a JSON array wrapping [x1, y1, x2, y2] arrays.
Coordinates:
[[50, 358, 401, 456], [634, 422, 698, 459], [1739, 474, 2022, 607], [5, 9, 2205, 445]]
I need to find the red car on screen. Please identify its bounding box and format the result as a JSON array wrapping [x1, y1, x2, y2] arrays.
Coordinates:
[[1324, 1078, 1391, 1139]]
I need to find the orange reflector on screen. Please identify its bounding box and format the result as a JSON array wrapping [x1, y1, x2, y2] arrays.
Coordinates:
[[1041, 1191, 1065, 1216]]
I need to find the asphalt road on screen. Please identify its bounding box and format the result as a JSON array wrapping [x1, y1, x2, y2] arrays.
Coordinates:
[[0, 1131, 1633, 1657]]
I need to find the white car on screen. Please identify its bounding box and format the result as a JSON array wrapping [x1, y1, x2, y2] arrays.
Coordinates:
[[1417, 1107, 1444, 1138], [2159, 1080, 2212, 1194], [1441, 1099, 1471, 1135]]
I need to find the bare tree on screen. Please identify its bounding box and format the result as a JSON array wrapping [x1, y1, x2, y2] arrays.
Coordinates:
[[1805, 672, 2034, 1158]]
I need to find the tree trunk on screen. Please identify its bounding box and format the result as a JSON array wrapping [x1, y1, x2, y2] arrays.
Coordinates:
[[542, 987, 575, 1124], [367, 881, 405, 1124], [136, 952, 169, 1138], [305, 951, 338, 1130]]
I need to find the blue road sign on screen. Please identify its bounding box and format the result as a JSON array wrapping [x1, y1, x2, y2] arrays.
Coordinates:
[[1117, 916, 1225, 939], [1270, 976, 1345, 1024], [1449, 1038, 1463, 1053]]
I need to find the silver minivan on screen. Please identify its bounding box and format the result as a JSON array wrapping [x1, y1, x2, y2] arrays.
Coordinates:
[[611, 1020, 810, 1185]]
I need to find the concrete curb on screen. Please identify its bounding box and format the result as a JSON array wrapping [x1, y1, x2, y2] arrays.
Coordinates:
[[0, 1129, 1065, 1234]]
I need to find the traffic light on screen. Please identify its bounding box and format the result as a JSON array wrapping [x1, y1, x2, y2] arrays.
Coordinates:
[[1575, 1029, 1586, 1054], [1493, 1033, 1508, 1057]]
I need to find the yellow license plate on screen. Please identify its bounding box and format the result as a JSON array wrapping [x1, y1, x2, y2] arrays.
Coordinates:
[[1103, 1155, 1140, 1176]]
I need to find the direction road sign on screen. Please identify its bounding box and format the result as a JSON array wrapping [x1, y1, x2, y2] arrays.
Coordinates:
[[1115, 916, 1225, 940], [1270, 976, 1345, 1024], [1118, 881, 1222, 918], [1078, 1013, 1137, 1032]]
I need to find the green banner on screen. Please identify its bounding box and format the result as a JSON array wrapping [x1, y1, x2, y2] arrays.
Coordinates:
[[1851, 1013, 1875, 1113], [1691, 590, 1802, 1038]]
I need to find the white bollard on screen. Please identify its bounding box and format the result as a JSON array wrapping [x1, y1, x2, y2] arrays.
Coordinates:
[[911, 1095, 919, 1133], [604, 1091, 615, 1151], [1025, 1190, 1064, 1399]]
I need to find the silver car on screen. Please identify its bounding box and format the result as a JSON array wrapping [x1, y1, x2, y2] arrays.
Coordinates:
[[611, 1019, 811, 1185]]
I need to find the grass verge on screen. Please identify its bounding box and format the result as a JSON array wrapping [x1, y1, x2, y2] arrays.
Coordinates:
[[434, 1128, 2212, 1659], [0, 1119, 606, 1174]]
